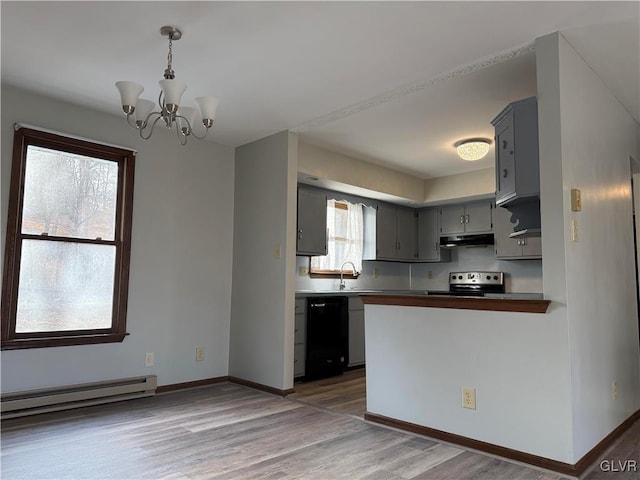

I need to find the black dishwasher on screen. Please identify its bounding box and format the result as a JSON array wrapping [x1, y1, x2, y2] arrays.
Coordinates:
[[305, 296, 349, 380]]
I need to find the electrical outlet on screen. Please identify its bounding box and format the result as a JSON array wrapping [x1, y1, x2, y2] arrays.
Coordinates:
[[274, 245, 282, 259], [196, 347, 205, 362], [428, 270, 433, 279], [144, 352, 154, 367], [299, 266, 308, 276], [373, 268, 379, 279], [463, 387, 476, 410], [612, 381, 618, 400], [571, 219, 579, 242]]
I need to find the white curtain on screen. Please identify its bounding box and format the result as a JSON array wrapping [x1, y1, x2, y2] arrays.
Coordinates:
[[311, 199, 363, 273]]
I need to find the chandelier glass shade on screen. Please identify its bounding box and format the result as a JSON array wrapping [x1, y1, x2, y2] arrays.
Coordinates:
[[116, 26, 219, 146], [455, 138, 491, 161]]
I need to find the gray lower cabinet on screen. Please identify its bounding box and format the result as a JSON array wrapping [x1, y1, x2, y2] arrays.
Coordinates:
[[440, 201, 493, 235], [296, 187, 327, 256], [417, 207, 451, 262], [348, 297, 365, 367], [494, 205, 542, 259], [294, 299, 306, 378], [370, 202, 417, 261]]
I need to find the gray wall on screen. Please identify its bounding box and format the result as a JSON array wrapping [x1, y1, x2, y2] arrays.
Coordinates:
[[230, 131, 297, 390], [537, 32, 640, 462], [1, 85, 235, 392]]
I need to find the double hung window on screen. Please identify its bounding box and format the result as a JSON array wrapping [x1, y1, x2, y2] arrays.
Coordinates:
[[2, 127, 135, 349], [310, 199, 364, 276]]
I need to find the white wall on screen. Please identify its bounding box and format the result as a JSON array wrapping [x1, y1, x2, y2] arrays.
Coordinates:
[[298, 142, 424, 202], [0, 85, 235, 392], [411, 248, 542, 293], [365, 304, 574, 461], [537, 33, 640, 462], [296, 248, 542, 294], [423, 168, 495, 205], [229, 131, 297, 390]]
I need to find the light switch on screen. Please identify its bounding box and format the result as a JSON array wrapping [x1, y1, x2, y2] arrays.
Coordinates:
[[571, 188, 582, 212]]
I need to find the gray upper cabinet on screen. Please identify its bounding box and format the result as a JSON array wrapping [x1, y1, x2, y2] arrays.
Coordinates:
[[494, 205, 541, 259], [396, 207, 418, 260], [370, 202, 417, 261], [492, 97, 540, 206], [296, 187, 327, 256], [440, 201, 493, 236], [417, 207, 451, 262]]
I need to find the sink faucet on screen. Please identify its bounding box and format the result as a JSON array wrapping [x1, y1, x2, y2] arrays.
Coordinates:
[[339, 261, 360, 291]]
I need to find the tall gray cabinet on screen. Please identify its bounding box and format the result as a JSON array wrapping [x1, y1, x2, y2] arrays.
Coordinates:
[[296, 187, 327, 256], [492, 96, 540, 206], [417, 207, 451, 262], [369, 203, 417, 261]]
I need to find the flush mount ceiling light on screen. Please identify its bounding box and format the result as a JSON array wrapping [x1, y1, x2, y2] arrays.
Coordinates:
[[116, 26, 219, 146], [455, 138, 492, 161]]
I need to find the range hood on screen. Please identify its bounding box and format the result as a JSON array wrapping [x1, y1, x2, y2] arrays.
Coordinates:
[[440, 233, 494, 248]]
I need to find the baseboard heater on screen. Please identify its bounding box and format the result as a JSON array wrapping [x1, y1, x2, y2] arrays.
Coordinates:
[[1, 375, 157, 419]]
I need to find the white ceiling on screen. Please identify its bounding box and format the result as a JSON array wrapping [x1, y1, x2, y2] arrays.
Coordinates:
[[2, 2, 638, 180]]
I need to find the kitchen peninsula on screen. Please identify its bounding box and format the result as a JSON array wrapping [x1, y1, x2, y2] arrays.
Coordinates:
[[360, 293, 565, 469]]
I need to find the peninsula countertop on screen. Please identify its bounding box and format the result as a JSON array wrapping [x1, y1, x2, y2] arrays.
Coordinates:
[[359, 293, 550, 314]]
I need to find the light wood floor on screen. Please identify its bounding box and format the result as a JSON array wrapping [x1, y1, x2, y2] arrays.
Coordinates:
[[1, 376, 637, 480], [289, 368, 367, 418]]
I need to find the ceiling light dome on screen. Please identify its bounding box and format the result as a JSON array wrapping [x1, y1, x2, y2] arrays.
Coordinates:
[[455, 138, 492, 161]]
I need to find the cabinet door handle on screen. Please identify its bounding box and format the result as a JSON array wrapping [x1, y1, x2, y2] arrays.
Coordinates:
[[502, 140, 508, 149], [465, 215, 470, 223], [460, 215, 464, 224], [434, 242, 438, 251], [503, 169, 508, 178]]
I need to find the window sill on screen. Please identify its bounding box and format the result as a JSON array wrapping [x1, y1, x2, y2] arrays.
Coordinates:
[[310, 272, 359, 279], [1, 333, 129, 350]]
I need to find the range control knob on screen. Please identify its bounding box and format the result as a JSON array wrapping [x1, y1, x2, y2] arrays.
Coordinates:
[[486, 275, 491, 280], [458, 275, 463, 280], [493, 275, 499, 280]]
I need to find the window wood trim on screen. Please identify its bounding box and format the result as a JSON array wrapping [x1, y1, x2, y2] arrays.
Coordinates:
[[1, 127, 135, 350], [309, 271, 359, 279]]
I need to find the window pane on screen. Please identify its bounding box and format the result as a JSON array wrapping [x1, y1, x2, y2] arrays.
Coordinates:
[[22, 146, 118, 240], [16, 240, 116, 333]]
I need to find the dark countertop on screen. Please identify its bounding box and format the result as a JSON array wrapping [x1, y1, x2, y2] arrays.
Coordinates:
[[359, 294, 550, 314]]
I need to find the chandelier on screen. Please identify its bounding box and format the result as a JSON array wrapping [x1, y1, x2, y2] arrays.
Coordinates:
[[115, 26, 219, 146]]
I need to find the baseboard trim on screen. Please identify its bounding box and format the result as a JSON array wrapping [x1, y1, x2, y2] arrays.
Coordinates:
[[573, 408, 640, 475], [228, 376, 294, 397], [156, 376, 228, 394], [365, 409, 640, 477]]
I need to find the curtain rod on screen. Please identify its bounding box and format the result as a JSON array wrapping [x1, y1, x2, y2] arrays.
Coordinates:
[[14, 123, 138, 155]]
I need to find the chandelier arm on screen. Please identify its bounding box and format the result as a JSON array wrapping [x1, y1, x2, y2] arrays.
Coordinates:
[[175, 121, 188, 146], [139, 114, 164, 140], [189, 125, 209, 140], [173, 113, 210, 140], [125, 114, 138, 129]]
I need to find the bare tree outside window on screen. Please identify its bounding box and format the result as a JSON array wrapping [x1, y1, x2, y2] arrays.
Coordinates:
[[2, 127, 135, 349]]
